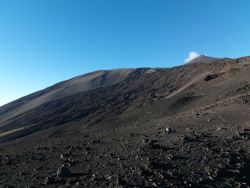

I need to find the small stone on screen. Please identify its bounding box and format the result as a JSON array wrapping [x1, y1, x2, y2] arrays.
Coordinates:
[[142, 138, 149, 144], [165, 127, 173, 133], [57, 165, 72, 177], [19, 171, 25, 176], [236, 163, 244, 169], [67, 151, 73, 156], [152, 182, 157, 187], [75, 182, 80, 186], [34, 165, 43, 171], [208, 176, 213, 180], [216, 127, 221, 131], [92, 174, 97, 181], [2, 157, 11, 165], [44, 176, 54, 185]]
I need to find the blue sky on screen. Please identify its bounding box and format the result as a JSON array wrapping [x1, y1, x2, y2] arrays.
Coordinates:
[[0, 0, 250, 106]]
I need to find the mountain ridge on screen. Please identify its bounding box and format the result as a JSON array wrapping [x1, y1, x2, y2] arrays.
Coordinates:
[[1, 55, 250, 187], [0, 55, 250, 141]]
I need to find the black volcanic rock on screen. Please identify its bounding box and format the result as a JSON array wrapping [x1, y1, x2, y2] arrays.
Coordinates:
[[57, 165, 72, 177]]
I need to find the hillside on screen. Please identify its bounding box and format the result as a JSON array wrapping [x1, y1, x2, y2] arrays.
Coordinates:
[[1, 56, 250, 187]]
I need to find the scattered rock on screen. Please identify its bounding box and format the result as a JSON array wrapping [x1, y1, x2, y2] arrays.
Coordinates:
[[165, 127, 171, 133], [44, 176, 54, 185], [18, 171, 25, 176], [1, 157, 11, 165], [34, 165, 43, 171], [204, 74, 218, 81], [60, 151, 72, 159], [66, 179, 80, 186], [30, 156, 36, 160], [57, 165, 72, 177]]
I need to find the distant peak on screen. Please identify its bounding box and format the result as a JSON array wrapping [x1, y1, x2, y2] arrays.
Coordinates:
[[187, 55, 219, 64], [184, 52, 220, 64], [184, 52, 201, 63]]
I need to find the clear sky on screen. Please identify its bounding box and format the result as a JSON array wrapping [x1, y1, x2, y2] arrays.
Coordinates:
[[0, 0, 250, 106]]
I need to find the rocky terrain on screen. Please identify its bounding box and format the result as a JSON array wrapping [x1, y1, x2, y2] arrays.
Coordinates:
[[1, 56, 250, 187]]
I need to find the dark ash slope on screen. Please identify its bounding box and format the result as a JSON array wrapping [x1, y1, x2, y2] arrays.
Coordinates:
[[1, 56, 250, 187]]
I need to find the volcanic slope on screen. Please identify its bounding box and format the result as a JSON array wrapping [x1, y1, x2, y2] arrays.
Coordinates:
[[1, 56, 250, 187]]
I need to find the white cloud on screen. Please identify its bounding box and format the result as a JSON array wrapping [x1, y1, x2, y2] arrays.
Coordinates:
[[184, 51, 201, 63]]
